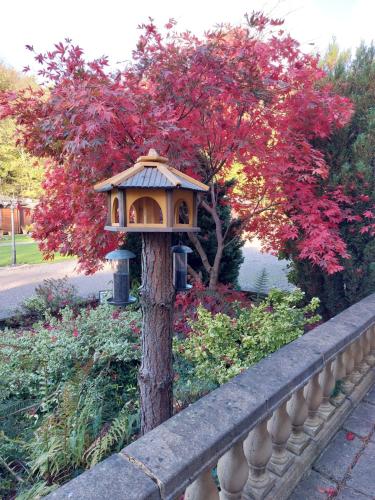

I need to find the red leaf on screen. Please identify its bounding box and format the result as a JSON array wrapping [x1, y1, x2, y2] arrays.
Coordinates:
[[1, 19, 355, 274], [346, 431, 355, 441], [318, 486, 337, 497]]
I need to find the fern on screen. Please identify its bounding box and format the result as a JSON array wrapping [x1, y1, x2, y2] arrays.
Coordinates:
[[253, 268, 269, 302], [85, 406, 139, 467], [0, 399, 39, 420], [0, 303, 142, 497], [16, 481, 57, 500]]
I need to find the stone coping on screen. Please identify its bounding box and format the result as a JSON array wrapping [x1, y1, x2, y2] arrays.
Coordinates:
[[46, 293, 375, 500]]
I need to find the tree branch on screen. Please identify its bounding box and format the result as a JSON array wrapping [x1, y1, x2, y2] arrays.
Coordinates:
[[188, 264, 201, 282], [187, 232, 212, 274]]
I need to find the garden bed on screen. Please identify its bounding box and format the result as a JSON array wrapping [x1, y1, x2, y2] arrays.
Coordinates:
[[0, 279, 319, 499]]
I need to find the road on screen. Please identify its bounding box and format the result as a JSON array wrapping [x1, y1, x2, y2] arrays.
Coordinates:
[[0, 239, 292, 320], [0, 260, 113, 320]]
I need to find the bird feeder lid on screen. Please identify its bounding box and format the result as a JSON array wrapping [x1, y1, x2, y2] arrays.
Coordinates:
[[105, 249, 136, 260], [94, 149, 209, 193], [171, 245, 193, 254]]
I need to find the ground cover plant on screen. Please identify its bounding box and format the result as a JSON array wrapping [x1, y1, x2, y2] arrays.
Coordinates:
[[0, 285, 319, 498], [19, 277, 84, 321]]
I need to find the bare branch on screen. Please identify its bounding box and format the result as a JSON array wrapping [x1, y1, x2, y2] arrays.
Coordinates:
[[188, 264, 201, 282], [187, 232, 212, 274]]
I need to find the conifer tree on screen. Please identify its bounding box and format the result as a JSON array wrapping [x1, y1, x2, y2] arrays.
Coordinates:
[[287, 43, 375, 318]]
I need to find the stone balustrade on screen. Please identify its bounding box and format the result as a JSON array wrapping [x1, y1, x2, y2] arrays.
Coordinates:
[[47, 293, 375, 500]]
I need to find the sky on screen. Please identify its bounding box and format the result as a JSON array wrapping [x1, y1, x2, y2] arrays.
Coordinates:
[[1, 0, 374, 75]]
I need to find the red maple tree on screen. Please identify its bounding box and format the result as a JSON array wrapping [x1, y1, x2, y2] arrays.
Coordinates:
[[0, 13, 357, 286]]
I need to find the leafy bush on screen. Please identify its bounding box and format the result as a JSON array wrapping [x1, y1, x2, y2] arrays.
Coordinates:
[[0, 286, 320, 498], [19, 277, 84, 321], [174, 289, 320, 384], [173, 356, 217, 412], [174, 280, 250, 336], [0, 304, 141, 497]]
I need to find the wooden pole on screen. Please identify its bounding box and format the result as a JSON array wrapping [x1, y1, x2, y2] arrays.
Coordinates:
[[139, 232, 175, 434], [10, 203, 16, 266]]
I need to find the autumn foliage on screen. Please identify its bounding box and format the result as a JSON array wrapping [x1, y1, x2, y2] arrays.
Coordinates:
[[0, 13, 362, 280]]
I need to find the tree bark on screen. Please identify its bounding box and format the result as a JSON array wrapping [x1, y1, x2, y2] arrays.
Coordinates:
[[209, 241, 223, 289], [139, 232, 175, 434], [202, 192, 224, 290]]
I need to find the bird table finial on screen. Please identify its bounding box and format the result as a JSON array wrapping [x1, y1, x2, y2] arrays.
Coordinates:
[[136, 148, 169, 164]]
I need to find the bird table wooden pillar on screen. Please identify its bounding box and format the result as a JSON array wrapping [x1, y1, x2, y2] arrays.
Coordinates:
[[94, 148, 208, 434]]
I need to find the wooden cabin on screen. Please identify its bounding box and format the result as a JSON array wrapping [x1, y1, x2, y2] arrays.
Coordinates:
[[0, 196, 35, 234]]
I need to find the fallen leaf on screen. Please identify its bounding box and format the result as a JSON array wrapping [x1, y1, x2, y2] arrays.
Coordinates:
[[318, 486, 337, 497], [346, 431, 355, 441]]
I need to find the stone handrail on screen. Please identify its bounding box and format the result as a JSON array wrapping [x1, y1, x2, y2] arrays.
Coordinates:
[[47, 293, 375, 500]]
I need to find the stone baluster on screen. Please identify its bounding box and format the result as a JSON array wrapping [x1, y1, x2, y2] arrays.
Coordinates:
[[217, 441, 249, 500], [365, 327, 375, 366], [358, 333, 371, 375], [268, 400, 293, 476], [185, 469, 219, 500], [243, 419, 274, 499], [287, 386, 310, 455], [318, 361, 336, 420], [350, 339, 363, 385], [342, 343, 355, 394], [331, 351, 346, 406], [304, 372, 324, 437]]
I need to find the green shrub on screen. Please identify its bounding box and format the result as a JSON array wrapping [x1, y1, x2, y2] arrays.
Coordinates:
[[174, 289, 320, 384], [0, 287, 320, 497], [0, 304, 141, 497], [19, 277, 84, 321]]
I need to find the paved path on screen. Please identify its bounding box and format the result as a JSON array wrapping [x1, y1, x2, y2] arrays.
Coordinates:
[[290, 384, 375, 499], [0, 238, 292, 320], [0, 260, 113, 320]]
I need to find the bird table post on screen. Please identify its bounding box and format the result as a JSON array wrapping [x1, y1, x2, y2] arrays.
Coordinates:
[[10, 200, 17, 266], [94, 148, 208, 434]]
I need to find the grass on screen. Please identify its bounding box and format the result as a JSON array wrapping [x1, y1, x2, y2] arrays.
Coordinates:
[[0, 235, 74, 266], [0, 234, 33, 243]]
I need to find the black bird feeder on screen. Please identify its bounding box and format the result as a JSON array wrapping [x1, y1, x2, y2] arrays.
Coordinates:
[[172, 244, 193, 292], [105, 249, 136, 306]]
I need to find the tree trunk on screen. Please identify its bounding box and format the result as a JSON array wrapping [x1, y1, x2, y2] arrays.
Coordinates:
[[208, 241, 223, 289], [139, 232, 175, 434]]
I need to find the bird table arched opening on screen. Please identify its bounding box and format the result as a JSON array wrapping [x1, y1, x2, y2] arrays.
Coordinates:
[[129, 196, 164, 225], [111, 196, 120, 225], [174, 199, 190, 225]]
